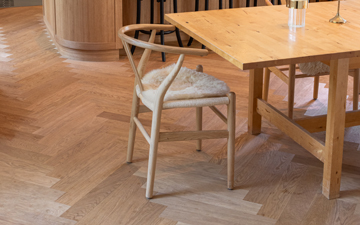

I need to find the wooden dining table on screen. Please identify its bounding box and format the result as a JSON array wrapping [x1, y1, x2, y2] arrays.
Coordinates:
[[165, 0, 360, 199]]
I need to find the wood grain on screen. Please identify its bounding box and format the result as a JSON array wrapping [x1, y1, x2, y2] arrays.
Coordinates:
[[166, 0, 360, 70]]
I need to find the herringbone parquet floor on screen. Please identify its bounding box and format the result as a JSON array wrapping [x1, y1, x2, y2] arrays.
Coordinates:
[[1, 6, 360, 225]]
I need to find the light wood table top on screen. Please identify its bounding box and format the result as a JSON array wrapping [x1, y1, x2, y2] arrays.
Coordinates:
[[166, 0, 360, 70], [166, 0, 360, 200]]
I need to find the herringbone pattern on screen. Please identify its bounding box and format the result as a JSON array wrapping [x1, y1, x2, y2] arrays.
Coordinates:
[[1, 6, 360, 225]]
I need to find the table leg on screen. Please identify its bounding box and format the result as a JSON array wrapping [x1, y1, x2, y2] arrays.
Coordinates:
[[248, 68, 263, 135], [322, 58, 349, 199]]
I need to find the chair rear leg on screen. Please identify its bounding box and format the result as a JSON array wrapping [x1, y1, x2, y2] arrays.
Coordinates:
[[146, 107, 163, 199], [196, 107, 202, 152], [227, 92, 236, 190], [160, 31, 166, 62], [353, 69, 360, 110], [313, 76, 320, 100], [187, 37, 194, 47], [175, 28, 183, 47], [195, 65, 203, 152], [127, 89, 140, 163], [263, 68, 271, 101]]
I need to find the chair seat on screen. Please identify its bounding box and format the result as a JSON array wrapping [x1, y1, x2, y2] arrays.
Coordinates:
[[137, 64, 230, 110], [298, 61, 330, 76]]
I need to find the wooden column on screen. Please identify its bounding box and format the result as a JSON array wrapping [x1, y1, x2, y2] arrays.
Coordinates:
[[43, 0, 123, 61]]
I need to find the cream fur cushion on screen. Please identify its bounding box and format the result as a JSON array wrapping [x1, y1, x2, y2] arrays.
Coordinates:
[[298, 62, 330, 76], [140, 64, 230, 102]]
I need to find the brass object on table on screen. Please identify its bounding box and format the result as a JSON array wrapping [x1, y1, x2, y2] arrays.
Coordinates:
[[286, 0, 308, 28], [329, 0, 346, 24], [286, 0, 308, 9]]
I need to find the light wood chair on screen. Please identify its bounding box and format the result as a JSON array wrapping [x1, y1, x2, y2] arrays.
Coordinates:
[[264, 0, 360, 118], [119, 24, 236, 199]]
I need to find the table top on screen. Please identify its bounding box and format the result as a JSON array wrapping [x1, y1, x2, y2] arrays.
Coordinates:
[[166, 0, 360, 70]]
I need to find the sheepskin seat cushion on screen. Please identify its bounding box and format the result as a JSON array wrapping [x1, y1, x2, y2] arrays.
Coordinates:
[[298, 62, 330, 76], [140, 64, 230, 102]]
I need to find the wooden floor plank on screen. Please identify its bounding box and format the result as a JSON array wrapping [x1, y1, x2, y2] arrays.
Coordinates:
[[275, 167, 323, 225], [257, 162, 307, 220], [0, 176, 65, 202], [0, 167, 58, 188], [53, 140, 126, 205], [74, 175, 148, 225], [60, 163, 140, 221], [154, 196, 277, 225], [0, 143, 51, 164], [0, 193, 70, 217], [0, 210, 76, 225], [0, 151, 53, 175], [242, 150, 294, 204]]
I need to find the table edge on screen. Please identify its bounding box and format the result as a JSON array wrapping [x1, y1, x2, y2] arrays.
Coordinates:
[[165, 12, 360, 70]]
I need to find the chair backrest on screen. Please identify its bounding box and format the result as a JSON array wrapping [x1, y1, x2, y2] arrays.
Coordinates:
[[118, 24, 208, 105]]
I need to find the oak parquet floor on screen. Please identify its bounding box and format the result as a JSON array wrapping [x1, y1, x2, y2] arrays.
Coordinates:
[[1, 5, 360, 225]]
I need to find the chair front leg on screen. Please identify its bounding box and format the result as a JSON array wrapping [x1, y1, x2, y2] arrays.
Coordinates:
[[353, 69, 359, 110], [196, 107, 202, 151], [263, 68, 271, 101], [127, 88, 140, 163], [195, 65, 203, 152], [146, 106, 163, 199], [227, 92, 236, 190], [288, 64, 296, 119], [145, 54, 184, 198], [313, 76, 320, 100]]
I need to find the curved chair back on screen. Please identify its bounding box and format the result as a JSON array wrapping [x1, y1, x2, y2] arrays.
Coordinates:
[[118, 24, 208, 104]]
